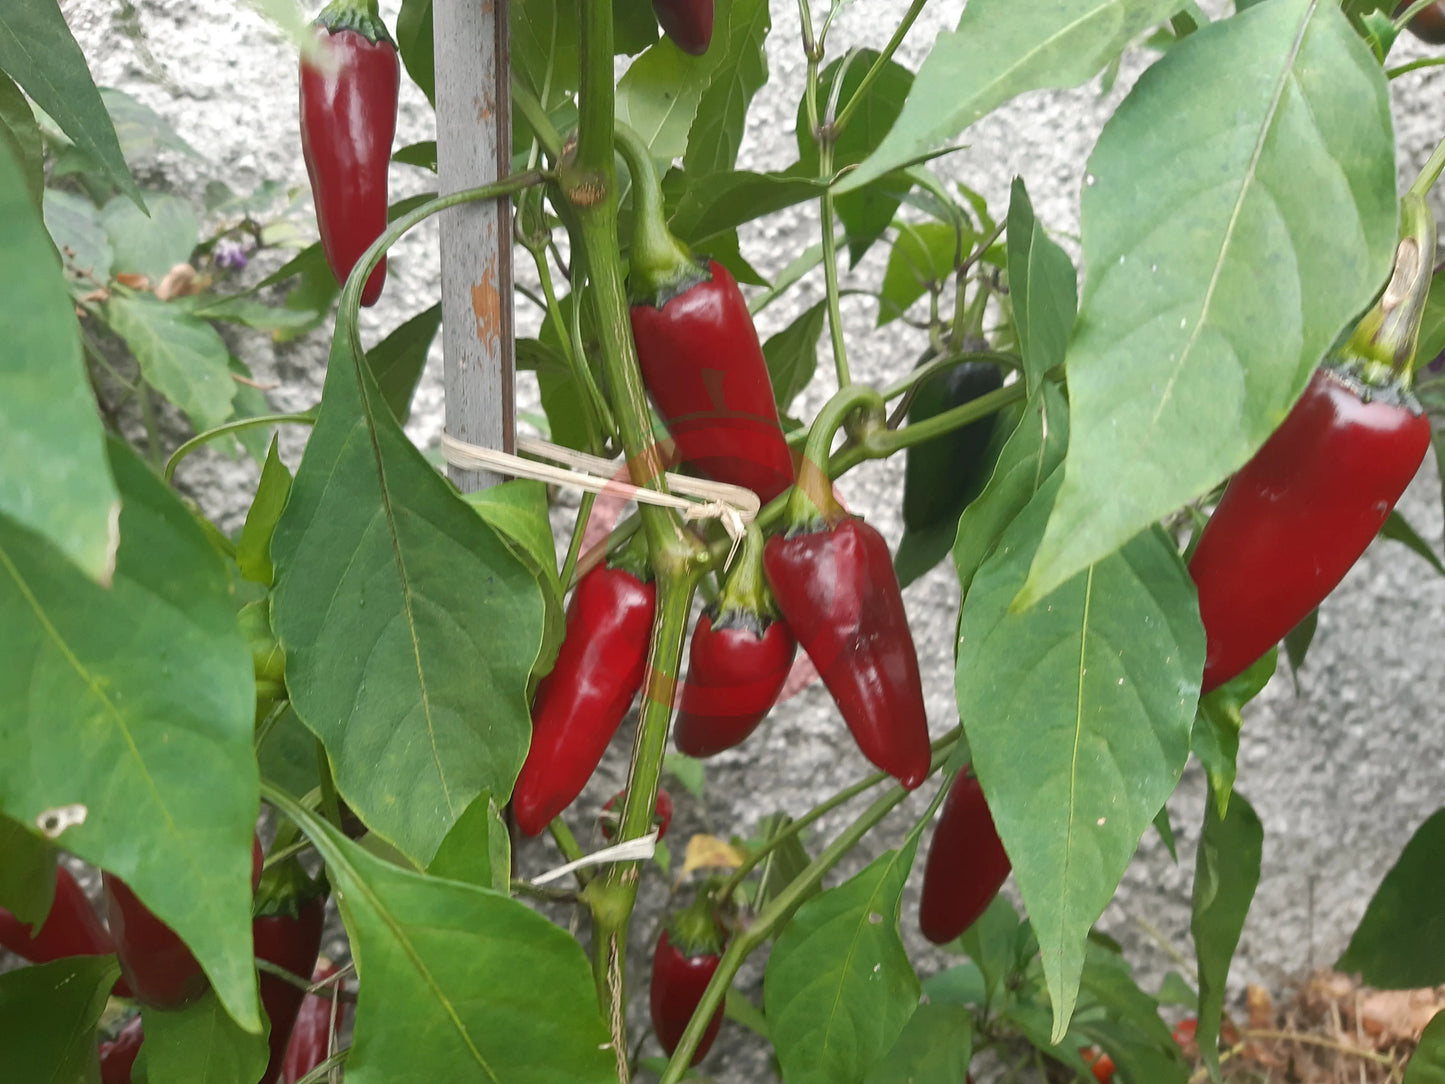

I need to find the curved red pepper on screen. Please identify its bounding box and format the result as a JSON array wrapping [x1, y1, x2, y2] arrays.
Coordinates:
[[299, 2, 399, 307], [763, 518, 931, 789], [674, 609, 796, 757], [650, 929, 725, 1065], [98, 1015, 144, 1084], [601, 787, 674, 841], [0, 866, 114, 966], [1191, 366, 1430, 693], [512, 564, 658, 836], [281, 961, 348, 1083], [255, 896, 326, 1084], [918, 769, 1011, 944], [652, 0, 714, 55]]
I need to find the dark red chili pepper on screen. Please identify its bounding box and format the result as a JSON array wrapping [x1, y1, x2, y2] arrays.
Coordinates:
[[621, 127, 795, 503], [282, 961, 348, 1084], [254, 892, 326, 1084], [600, 787, 673, 842], [512, 552, 658, 836], [0, 866, 114, 965], [918, 769, 1011, 944], [652, 0, 714, 55], [650, 898, 726, 1065], [299, 0, 399, 307], [675, 526, 796, 757], [1192, 197, 1435, 693], [98, 1015, 143, 1084], [763, 513, 931, 790]]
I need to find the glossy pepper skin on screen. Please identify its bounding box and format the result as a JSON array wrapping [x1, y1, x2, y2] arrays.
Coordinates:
[[673, 609, 796, 757], [299, 3, 399, 307], [98, 1015, 144, 1084], [512, 564, 658, 836], [0, 866, 114, 966], [1190, 366, 1430, 693], [255, 896, 326, 1084], [763, 518, 932, 789], [630, 260, 796, 503], [282, 961, 348, 1083], [902, 358, 1004, 533], [650, 929, 725, 1064], [918, 770, 1011, 944], [652, 0, 714, 55]]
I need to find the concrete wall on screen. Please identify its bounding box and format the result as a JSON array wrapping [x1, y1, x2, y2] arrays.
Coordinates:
[[64, 0, 1445, 1078]]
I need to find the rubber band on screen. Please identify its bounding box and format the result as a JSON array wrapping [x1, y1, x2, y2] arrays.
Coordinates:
[[531, 832, 659, 884]]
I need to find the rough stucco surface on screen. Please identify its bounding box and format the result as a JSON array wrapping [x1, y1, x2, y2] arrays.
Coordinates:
[[59, 0, 1445, 1079]]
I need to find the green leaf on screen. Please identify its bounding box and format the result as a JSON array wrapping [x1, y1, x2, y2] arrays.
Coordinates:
[[956, 473, 1203, 1040], [1076, 946, 1190, 1084], [749, 812, 814, 914], [0, 816, 56, 928], [511, 0, 579, 113], [270, 313, 547, 867], [921, 961, 988, 1008], [237, 437, 294, 587], [280, 796, 617, 1082], [138, 989, 269, 1083], [1192, 790, 1262, 1083], [877, 221, 957, 326], [0, 152, 119, 584], [44, 187, 113, 284], [952, 384, 1069, 604], [368, 302, 442, 424], [683, 0, 770, 177], [107, 295, 238, 433], [1154, 804, 1177, 862], [0, 955, 120, 1081], [663, 753, 705, 801], [670, 167, 828, 248], [100, 192, 199, 281], [256, 705, 320, 799], [0, 73, 42, 208], [764, 846, 922, 1084], [0, 439, 260, 1031], [225, 356, 275, 463], [862, 1003, 972, 1084], [725, 987, 771, 1039], [0, 0, 142, 207], [1018, 0, 1397, 606], [762, 302, 826, 411], [957, 895, 1026, 1009], [1338, 806, 1445, 988], [1406, 1010, 1445, 1084], [1192, 650, 1274, 817], [1381, 509, 1445, 575], [834, 0, 1183, 195], [1005, 178, 1077, 395], [392, 140, 437, 171], [426, 793, 510, 893], [100, 87, 199, 163], [188, 295, 322, 335], [396, 0, 435, 105], [894, 516, 960, 590], [1284, 608, 1317, 675], [1414, 267, 1445, 365]]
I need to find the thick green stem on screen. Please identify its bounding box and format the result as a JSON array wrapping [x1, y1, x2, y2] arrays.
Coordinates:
[[558, 491, 596, 592], [613, 123, 699, 300]]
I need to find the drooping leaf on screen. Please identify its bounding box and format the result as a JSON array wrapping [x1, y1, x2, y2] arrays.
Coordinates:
[[1192, 790, 1262, 1082], [427, 793, 511, 893], [107, 295, 238, 434], [99, 87, 200, 163], [670, 167, 829, 249], [1018, 0, 1397, 606], [236, 436, 294, 587], [0, 440, 261, 1031], [762, 302, 826, 411], [0, 955, 120, 1081], [367, 302, 442, 424], [1192, 650, 1274, 817], [1380, 509, 1445, 576], [765, 845, 922, 1084], [1076, 946, 1191, 1084], [956, 473, 1203, 1039], [395, 0, 435, 105], [684, 0, 770, 177], [1005, 177, 1077, 394], [138, 989, 269, 1084]]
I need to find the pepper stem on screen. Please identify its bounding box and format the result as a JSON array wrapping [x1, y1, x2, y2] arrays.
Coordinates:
[[715, 525, 776, 622], [784, 384, 886, 530], [612, 123, 707, 305], [1344, 191, 1436, 387]]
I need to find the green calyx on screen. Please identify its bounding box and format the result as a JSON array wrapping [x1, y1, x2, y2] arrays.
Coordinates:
[[314, 0, 394, 46], [666, 893, 726, 958], [713, 526, 778, 628], [612, 122, 709, 306], [1343, 192, 1436, 388]]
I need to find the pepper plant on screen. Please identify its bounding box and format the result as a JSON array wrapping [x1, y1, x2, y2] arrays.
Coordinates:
[[5, 0, 1445, 1081]]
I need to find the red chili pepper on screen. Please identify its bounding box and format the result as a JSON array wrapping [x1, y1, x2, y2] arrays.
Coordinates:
[[254, 896, 326, 1084], [1081, 1047, 1116, 1083], [674, 526, 796, 757], [650, 897, 727, 1065], [600, 788, 674, 842], [98, 1015, 144, 1084], [0, 866, 114, 965], [918, 769, 1011, 945], [651, 0, 714, 55], [1191, 368, 1430, 692], [512, 555, 658, 836], [281, 961, 349, 1084], [299, 0, 398, 307], [763, 515, 931, 789]]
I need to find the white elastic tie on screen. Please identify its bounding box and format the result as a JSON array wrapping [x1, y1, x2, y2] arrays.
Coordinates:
[[531, 833, 659, 885]]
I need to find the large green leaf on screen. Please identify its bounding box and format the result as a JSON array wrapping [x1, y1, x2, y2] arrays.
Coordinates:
[[107, 295, 238, 434], [956, 473, 1203, 1039], [834, 0, 1182, 195], [1192, 790, 1262, 1082], [683, 0, 770, 178], [0, 145, 119, 584], [1005, 178, 1077, 395], [100, 192, 199, 281], [277, 794, 616, 1083], [0, 955, 119, 1081], [1338, 807, 1445, 988], [0, 440, 260, 1031], [764, 845, 922, 1084], [1407, 1011, 1445, 1084], [138, 989, 269, 1083], [1018, 0, 1397, 606], [0, 0, 141, 207], [270, 309, 546, 867]]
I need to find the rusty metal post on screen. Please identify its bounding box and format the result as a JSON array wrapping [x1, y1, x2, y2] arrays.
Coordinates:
[[433, 0, 513, 493]]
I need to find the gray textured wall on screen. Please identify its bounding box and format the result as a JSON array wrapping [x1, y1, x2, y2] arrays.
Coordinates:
[[64, 0, 1445, 1078]]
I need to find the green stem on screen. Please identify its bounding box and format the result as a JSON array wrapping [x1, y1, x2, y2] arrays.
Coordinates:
[[548, 816, 587, 869], [786, 384, 887, 527], [1408, 129, 1445, 200], [163, 412, 316, 483], [1388, 55, 1445, 78], [1395, 0, 1437, 32], [878, 350, 1020, 401], [830, 379, 1027, 476], [831, 0, 927, 135], [558, 491, 596, 592]]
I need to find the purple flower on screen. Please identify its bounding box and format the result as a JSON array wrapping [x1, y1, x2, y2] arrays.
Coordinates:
[[213, 238, 248, 271]]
